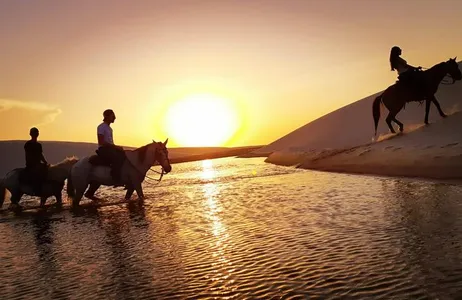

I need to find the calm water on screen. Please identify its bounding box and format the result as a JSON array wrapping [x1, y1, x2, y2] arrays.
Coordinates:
[[1, 157, 462, 299]]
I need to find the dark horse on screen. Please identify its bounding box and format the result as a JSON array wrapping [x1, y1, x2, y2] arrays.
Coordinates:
[[373, 58, 462, 136]]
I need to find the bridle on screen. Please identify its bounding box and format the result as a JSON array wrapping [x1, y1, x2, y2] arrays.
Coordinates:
[[420, 62, 461, 85], [127, 144, 170, 184], [147, 146, 170, 183]]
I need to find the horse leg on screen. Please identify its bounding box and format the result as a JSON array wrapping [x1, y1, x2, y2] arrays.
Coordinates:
[[124, 184, 135, 201], [392, 116, 404, 132], [9, 191, 24, 211], [133, 182, 145, 201], [424, 98, 431, 124], [386, 113, 396, 133], [430, 96, 447, 118], [84, 182, 101, 200], [40, 196, 48, 208], [55, 190, 63, 207], [72, 189, 85, 207]]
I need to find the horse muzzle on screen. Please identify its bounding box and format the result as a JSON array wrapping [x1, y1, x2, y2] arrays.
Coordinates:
[[163, 165, 172, 174]]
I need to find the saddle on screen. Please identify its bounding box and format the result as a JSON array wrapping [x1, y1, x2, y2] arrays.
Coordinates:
[[88, 149, 111, 166], [19, 166, 49, 196], [397, 70, 427, 99]]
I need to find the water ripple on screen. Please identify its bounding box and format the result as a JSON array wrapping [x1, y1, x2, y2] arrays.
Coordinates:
[[1, 158, 462, 299]]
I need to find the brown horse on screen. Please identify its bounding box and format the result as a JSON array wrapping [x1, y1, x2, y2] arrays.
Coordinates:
[[373, 58, 462, 136]]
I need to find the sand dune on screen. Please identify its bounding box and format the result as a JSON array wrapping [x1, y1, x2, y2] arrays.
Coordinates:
[[258, 61, 462, 180], [253, 62, 462, 156], [0, 140, 262, 177]]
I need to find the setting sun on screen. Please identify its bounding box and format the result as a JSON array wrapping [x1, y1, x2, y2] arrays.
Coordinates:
[[164, 94, 240, 147]]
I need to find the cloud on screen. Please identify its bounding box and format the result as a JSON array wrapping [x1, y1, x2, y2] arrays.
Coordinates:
[[0, 98, 62, 126]]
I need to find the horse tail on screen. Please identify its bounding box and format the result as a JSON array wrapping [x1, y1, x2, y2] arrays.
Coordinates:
[[66, 172, 75, 199], [373, 94, 383, 136], [0, 178, 6, 208]]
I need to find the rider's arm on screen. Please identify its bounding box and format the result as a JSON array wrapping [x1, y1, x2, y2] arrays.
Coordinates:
[[41, 153, 48, 165], [39, 144, 48, 165], [98, 134, 123, 150], [400, 57, 419, 70]]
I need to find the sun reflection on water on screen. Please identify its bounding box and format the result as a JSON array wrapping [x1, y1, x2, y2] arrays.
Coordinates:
[[201, 159, 215, 180], [201, 160, 235, 292]]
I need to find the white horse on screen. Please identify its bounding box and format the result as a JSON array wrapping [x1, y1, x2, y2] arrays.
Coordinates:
[[67, 139, 172, 206], [0, 157, 79, 210]]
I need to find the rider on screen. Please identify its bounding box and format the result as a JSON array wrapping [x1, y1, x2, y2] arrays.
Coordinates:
[[24, 127, 49, 194], [389, 46, 423, 91], [97, 109, 126, 187]]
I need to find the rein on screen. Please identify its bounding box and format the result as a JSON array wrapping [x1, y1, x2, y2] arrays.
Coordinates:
[[126, 149, 166, 185]]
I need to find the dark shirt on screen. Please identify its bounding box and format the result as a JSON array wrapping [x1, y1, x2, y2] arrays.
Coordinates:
[[24, 140, 43, 168]]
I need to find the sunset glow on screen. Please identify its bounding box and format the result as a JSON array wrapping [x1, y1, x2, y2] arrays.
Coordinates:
[[2, 1, 462, 147], [164, 94, 240, 147]]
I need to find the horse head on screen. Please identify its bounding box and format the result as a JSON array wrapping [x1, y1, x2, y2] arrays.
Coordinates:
[[446, 57, 462, 83], [49, 156, 79, 182], [152, 138, 172, 174], [137, 139, 172, 174]]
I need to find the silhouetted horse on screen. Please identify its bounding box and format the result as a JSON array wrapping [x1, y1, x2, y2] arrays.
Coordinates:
[[373, 58, 462, 136], [67, 139, 171, 207], [0, 157, 78, 210]]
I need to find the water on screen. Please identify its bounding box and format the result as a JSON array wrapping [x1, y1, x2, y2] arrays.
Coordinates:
[[1, 157, 462, 299]]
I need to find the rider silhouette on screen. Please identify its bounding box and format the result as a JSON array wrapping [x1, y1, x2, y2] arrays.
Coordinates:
[[24, 127, 49, 194], [389, 46, 424, 92], [97, 109, 126, 187]]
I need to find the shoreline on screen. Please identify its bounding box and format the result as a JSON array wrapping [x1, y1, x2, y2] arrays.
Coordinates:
[[263, 112, 462, 183]]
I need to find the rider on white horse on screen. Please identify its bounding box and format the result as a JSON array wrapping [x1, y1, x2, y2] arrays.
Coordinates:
[[96, 109, 126, 187]]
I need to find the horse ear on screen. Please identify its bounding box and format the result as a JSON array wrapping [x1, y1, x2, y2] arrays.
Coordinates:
[[152, 139, 156, 143], [164, 138, 169, 146], [454, 56, 457, 61]]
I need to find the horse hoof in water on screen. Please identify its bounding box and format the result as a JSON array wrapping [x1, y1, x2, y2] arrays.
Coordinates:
[[441, 114, 448, 118], [8, 203, 23, 212]]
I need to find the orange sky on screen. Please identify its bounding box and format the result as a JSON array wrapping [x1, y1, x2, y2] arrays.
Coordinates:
[[1, 0, 462, 147]]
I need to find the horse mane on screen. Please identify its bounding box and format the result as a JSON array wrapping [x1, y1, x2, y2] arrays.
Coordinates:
[[428, 61, 447, 71], [51, 156, 79, 168], [137, 144, 151, 163]]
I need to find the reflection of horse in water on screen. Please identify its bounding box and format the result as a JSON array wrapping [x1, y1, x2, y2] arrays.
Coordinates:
[[0, 157, 78, 210], [67, 140, 172, 206], [373, 58, 462, 136], [31, 215, 70, 298]]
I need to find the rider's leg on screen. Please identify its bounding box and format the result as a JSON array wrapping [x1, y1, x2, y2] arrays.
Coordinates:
[[106, 147, 123, 184]]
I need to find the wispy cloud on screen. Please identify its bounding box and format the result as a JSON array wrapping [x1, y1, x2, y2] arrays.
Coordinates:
[[0, 99, 62, 126]]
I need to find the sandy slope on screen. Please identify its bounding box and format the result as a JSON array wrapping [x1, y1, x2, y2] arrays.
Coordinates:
[[253, 62, 462, 156], [266, 111, 462, 180]]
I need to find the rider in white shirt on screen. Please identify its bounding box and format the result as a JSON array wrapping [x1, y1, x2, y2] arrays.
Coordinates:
[[97, 109, 125, 186]]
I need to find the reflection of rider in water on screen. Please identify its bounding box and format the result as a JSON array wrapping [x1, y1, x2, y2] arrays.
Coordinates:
[[389, 46, 423, 90], [97, 109, 126, 187], [24, 127, 49, 194]]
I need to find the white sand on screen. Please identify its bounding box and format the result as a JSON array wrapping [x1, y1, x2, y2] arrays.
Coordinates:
[[259, 62, 462, 180], [266, 111, 462, 180]]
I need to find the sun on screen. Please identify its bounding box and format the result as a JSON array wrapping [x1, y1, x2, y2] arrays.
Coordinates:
[[164, 94, 240, 147]]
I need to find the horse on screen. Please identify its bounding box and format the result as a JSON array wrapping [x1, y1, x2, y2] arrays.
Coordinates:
[[66, 139, 172, 207], [0, 157, 79, 210], [373, 57, 462, 136]]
